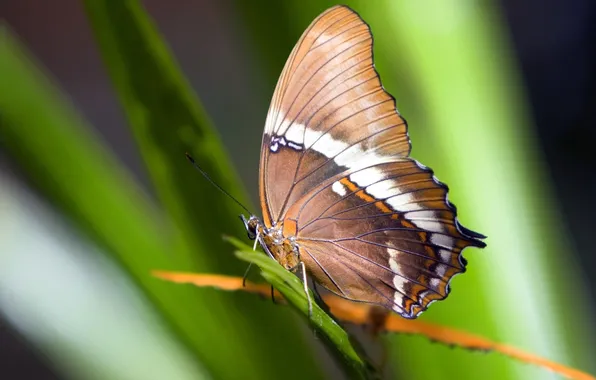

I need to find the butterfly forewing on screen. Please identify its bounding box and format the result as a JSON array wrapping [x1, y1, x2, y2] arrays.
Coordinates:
[[258, 5, 485, 319], [259, 5, 410, 226]]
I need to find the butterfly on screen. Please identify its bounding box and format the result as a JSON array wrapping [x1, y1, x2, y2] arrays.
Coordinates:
[[241, 5, 486, 319]]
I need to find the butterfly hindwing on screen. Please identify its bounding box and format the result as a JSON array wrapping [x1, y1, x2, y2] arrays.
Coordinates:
[[285, 159, 485, 318]]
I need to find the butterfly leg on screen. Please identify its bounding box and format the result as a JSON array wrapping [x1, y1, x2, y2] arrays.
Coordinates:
[[270, 285, 276, 304], [241, 263, 253, 287], [289, 261, 312, 318], [242, 228, 262, 286], [287, 262, 313, 318], [301, 261, 313, 318], [312, 282, 332, 315], [252, 228, 260, 251]]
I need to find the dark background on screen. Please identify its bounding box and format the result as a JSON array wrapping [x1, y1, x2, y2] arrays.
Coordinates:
[[1, 0, 595, 378]]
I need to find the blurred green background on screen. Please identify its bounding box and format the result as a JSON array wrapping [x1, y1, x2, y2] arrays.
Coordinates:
[[1, 1, 595, 379]]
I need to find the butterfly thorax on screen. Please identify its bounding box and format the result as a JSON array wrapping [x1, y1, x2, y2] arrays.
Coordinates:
[[260, 224, 300, 270], [242, 215, 300, 270]]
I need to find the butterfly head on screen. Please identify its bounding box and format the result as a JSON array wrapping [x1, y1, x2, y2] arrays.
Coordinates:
[[240, 214, 260, 241]]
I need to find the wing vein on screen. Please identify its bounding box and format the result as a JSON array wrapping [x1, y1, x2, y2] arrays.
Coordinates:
[[298, 172, 432, 229], [276, 95, 392, 220], [270, 8, 353, 132], [322, 183, 440, 219], [301, 246, 348, 297], [273, 27, 370, 135], [324, 240, 443, 298]]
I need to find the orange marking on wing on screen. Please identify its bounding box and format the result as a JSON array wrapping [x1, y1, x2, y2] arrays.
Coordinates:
[[339, 178, 402, 218], [444, 224, 460, 237], [423, 245, 435, 257], [402, 297, 415, 315], [339, 178, 358, 191], [400, 218, 416, 229], [409, 282, 428, 301], [260, 197, 272, 228], [374, 201, 391, 213], [410, 303, 422, 316], [283, 218, 298, 236], [374, 201, 399, 220], [355, 190, 374, 203], [456, 239, 470, 249]]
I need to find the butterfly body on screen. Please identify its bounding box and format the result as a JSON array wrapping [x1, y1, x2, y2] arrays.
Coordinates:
[[242, 215, 299, 271], [244, 5, 486, 319]]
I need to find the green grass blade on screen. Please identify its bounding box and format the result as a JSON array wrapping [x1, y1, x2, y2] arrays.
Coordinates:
[[82, 0, 252, 260], [81, 2, 327, 379], [225, 236, 368, 379], [0, 27, 213, 378]]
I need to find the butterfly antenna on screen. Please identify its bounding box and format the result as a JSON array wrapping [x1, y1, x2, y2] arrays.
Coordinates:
[[185, 152, 252, 215]]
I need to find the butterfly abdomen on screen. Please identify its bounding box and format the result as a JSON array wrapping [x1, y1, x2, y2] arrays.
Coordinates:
[[261, 226, 300, 270]]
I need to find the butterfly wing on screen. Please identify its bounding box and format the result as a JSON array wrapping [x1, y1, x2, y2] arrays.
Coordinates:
[[259, 5, 410, 227], [259, 5, 485, 318], [285, 160, 486, 318]]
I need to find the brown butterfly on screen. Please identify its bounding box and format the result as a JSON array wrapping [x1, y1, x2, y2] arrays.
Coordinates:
[[241, 5, 486, 319]]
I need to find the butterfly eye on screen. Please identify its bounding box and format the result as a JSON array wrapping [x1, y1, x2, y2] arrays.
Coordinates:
[[240, 214, 258, 240]]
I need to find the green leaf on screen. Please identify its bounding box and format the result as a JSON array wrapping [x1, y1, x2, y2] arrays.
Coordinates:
[[224, 237, 369, 379]]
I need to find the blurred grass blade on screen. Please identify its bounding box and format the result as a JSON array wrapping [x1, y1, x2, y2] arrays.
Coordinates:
[[82, 0, 252, 261], [81, 2, 327, 379], [0, 26, 214, 378]]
